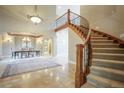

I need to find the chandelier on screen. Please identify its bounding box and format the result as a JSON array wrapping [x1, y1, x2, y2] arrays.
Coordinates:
[[30, 16, 41, 24], [29, 5, 43, 24]]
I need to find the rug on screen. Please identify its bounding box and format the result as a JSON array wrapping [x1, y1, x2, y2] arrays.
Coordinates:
[[1, 60, 61, 78]]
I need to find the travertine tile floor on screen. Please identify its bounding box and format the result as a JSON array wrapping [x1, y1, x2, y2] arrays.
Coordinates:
[[0, 57, 75, 88]]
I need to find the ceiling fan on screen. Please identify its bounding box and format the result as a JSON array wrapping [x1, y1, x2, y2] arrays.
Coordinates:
[[27, 5, 44, 25]]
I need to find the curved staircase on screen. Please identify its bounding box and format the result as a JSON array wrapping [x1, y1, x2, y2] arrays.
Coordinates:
[[69, 23, 124, 88], [54, 9, 124, 88]]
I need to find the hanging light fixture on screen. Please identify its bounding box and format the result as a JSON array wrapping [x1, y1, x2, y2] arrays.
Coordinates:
[[29, 5, 43, 24], [31, 16, 41, 24]]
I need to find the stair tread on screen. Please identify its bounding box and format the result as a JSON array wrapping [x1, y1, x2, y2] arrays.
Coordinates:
[[81, 83, 96, 88], [91, 66, 124, 76], [91, 36, 108, 38], [88, 74, 124, 87], [92, 43, 119, 45], [93, 59, 124, 64], [93, 53, 124, 56], [91, 40, 113, 41], [93, 48, 124, 50]]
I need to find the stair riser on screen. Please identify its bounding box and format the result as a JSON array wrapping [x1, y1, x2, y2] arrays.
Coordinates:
[[93, 61, 124, 70], [91, 68, 124, 82], [87, 75, 124, 88], [93, 54, 124, 61], [91, 38, 108, 40], [81, 83, 95, 88], [91, 35, 103, 37], [93, 49, 124, 54], [87, 77, 110, 88], [92, 45, 119, 48], [91, 41, 113, 43], [91, 33, 101, 35]]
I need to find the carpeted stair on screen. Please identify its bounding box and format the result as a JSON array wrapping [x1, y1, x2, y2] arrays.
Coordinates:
[[82, 31, 124, 88]]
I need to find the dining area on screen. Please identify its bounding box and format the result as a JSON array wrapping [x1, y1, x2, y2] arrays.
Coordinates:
[[12, 50, 41, 59], [0, 32, 52, 60]]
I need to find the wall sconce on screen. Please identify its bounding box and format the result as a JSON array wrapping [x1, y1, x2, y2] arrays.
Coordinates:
[[22, 37, 31, 42], [7, 38, 12, 42], [4, 37, 12, 42], [37, 37, 43, 44]]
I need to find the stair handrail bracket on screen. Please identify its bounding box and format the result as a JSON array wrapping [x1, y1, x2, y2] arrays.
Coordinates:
[[53, 9, 92, 88]]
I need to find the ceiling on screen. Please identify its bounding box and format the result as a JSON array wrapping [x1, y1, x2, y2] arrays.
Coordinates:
[[0, 5, 56, 36]]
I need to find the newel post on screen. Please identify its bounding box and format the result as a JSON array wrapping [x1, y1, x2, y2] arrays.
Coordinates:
[[75, 44, 85, 88], [67, 9, 70, 24]]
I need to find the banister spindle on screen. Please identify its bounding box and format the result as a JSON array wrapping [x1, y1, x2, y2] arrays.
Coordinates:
[[75, 44, 86, 88]]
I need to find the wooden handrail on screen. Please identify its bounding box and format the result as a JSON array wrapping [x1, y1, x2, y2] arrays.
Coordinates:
[[82, 28, 91, 45], [55, 22, 68, 32], [69, 11, 91, 45]]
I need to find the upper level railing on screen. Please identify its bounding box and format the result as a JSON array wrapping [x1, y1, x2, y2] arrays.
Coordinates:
[[52, 9, 92, 88]]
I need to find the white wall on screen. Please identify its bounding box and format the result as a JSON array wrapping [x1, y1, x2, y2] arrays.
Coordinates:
[[68, 28, 83, 62], [0, 35, 2, 57], [80, 5, 124, 39], [2, 34, 15, 57], [56, 28, 68, 58], [55, 5, 81, 62]]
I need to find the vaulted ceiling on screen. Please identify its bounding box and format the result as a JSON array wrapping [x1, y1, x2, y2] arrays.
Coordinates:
[[0, 5, 56, 36]]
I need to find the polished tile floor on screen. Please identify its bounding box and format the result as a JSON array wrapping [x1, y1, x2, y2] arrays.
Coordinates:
[[0, 57, 75, 88]]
